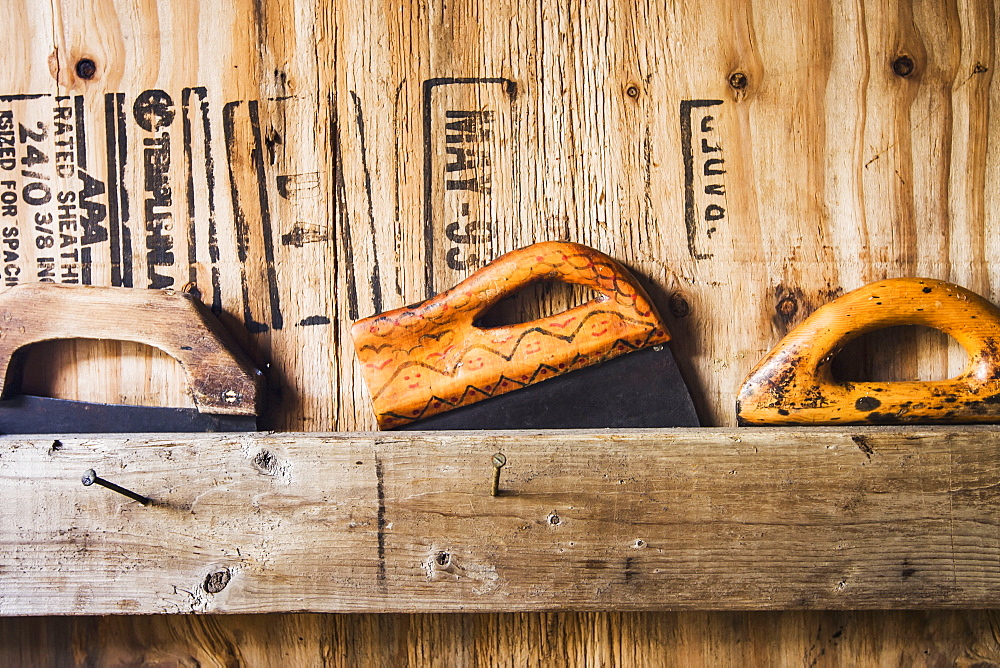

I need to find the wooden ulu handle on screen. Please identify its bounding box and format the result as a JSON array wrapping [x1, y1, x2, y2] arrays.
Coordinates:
[[352, 241, 671, 428], [737, 278, 1000, 425], [0, 283, 262, 416]]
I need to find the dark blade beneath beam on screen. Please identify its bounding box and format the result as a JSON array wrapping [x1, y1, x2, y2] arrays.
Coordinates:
[[395, 345, 700, 430], [0, 395, 257, 434]]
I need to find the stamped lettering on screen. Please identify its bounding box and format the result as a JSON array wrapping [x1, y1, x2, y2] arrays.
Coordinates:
[[422, 77, 517, 296], [0, 87, 300, 331], [680, 99, 726, 260]]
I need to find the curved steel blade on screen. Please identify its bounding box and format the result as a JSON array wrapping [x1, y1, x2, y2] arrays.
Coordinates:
[[0, 395, 257, 434]]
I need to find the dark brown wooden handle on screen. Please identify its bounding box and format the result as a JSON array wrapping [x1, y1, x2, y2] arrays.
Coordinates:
[[737, 278, 1000, 425], [352, 241, 671, 428], [0, 283, 262, 416]]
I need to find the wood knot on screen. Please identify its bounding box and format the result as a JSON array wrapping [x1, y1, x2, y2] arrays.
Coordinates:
[[728, 72, 748, 90], [625, 84, 641, 99], [776, 296, 798, 320], [253, 449, 278, 475], [668, 293, 691, 318], [203, 569, 231, 593], [892, 55, 915, 78]]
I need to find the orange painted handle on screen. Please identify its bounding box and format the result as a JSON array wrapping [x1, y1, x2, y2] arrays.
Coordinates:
[[0, 283, 262, 416], [352, 241, 671, 428], [737, 278, 1000, 425]]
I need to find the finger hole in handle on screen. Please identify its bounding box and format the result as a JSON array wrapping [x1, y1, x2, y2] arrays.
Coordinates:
[[15, 339, 195, 407], [798, 278, 1000, 383], [738, 278, 1000, 425], [830, 325, 965, 383], [455, 241, 641, 324], [473, 280, 607, 329]]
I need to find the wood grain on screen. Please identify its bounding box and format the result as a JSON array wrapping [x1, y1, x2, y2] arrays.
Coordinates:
[[2, 0, 991, 428], [4, 611, 1000, 666], [3, 427, 1000, 614], [739, 278, 1000, 425], [0, 0, 998, 663], [351, 242, 671, 428]]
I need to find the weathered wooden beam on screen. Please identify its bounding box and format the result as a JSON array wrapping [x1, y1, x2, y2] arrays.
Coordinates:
[[2, 426, 998, 615]]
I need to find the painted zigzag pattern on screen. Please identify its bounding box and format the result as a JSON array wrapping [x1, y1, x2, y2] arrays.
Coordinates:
[[369, 310, 661, 401], [381, 333, 658, 425]]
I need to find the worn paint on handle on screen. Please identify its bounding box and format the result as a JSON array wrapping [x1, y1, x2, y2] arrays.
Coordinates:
[[738, 278, 1000, 425]]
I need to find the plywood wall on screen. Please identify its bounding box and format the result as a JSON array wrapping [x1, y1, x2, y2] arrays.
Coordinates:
[[4, 612, 1000, 666], [1, 0, 998, 663]]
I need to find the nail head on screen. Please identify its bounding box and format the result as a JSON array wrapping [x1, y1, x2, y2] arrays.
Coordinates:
[[75, 58, 97, 80]]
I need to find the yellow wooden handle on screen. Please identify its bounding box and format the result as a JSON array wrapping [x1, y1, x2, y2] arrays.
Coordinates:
[[737, 278, 1000, 425], [352, 241, 671, 428], [0, 283, 262, 416]]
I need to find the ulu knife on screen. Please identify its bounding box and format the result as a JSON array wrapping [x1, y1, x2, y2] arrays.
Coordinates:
[[352, 241, 699, 430], [0, 283, 262, 433], [738, 277, 1000, 425]]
